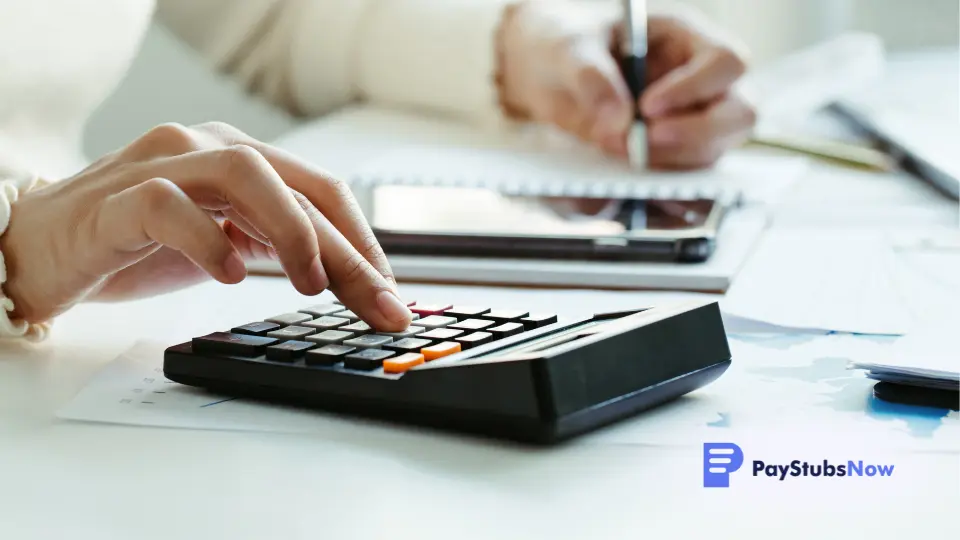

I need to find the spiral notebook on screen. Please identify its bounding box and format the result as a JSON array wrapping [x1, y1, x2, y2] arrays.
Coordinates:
[[348, 143, 805, 207], [251, 105, 811, 291]]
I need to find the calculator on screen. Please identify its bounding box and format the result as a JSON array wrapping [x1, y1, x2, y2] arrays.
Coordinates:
[[163, 298, 731, 443]]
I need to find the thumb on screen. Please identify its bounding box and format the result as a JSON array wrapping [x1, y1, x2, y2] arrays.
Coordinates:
[[561, 40, 634, 144]]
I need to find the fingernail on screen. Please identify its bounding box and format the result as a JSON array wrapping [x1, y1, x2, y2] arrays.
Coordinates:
[[222, 251, 247, 283], [268, 248, 280, 261], [377, 290, 412, 325], [309, 255, 329, 292]]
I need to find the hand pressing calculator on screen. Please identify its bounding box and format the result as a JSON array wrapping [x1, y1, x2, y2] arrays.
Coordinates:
[[164, 298, 731, 443]]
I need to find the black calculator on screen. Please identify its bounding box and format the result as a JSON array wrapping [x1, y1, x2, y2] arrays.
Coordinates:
[[163, 298, 731, 443]]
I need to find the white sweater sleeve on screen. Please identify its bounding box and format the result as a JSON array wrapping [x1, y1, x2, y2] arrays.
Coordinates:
[[155, 0, 517, 125]]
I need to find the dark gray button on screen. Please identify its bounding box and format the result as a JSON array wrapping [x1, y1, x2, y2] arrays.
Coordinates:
[[267, 326, 316, 341], [379, 325, 425, 338], [335, 310, 361, 322], [305, 344, 356, 366], [303, 316, 351, 330], [344, 348, 394, 370], [449, 318, 495, 332], [298, 304, 345, 317], [343, 334, 393, 349], [444, 306, 491, 319], [488, 322, 524, 339], [231, 321, 281, 336], [266, 340, 316, 362], [307, 330, 354, 345], [265, 313, 313, 325], [419, 328, 463, 341], [193, 332, 277, 357], [341, 320, 372, 335], [416, 316, 457, 329], [483, 310, 529, 323], [520, 314, 558, 329], [383, 337, 432, 353], [455, 332, 494, 350]]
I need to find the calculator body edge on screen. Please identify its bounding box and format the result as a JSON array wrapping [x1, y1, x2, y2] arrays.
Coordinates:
[[163, 300, 731, 443]]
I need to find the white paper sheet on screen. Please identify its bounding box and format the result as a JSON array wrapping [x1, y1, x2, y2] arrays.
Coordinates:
[[56, 334, 960, 451], [720, 228, 915, 335], [851, 321, 960, 381]]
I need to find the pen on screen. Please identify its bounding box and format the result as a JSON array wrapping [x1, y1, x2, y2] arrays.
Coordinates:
[[619, 0, 648, 169]]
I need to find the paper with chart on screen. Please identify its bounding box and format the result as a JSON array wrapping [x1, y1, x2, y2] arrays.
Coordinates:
[[56, 333, 959, 451]]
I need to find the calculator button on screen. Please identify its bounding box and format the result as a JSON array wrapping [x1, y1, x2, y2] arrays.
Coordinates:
[[266, 325, 317, 341], [416, 315, 458, 329], [454, 332, 493, 350], [383, 353, 425, 374], [193, 332, 277, 357], [231, 321, 281, 337], [334, 309, 361, 322], [298, 304, 344, 317], [307, 330, 354, 345], [303, 316, 351, 330], [410, 304, 453, 317], [419, 328, 463, 341], [265, 313, 313, 326], [344, 348, 395, 370], [305, 344, 356, 366], [379, 325, 426, 338], [341, 320, 372, 335], [444, 306, 491, 320], [266, 341, 316, 362], [488, 322, 524, 339], [449, 318, 495, 332], [483, 310, 529, 323], [383, 337, 433, 353], [421, 341, 462, 361], [343, 334, 394, 349], [520, 314, 558, 329]]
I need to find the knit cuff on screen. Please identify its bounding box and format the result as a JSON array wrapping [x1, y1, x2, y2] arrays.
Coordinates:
[[0, 172, 53, 342]]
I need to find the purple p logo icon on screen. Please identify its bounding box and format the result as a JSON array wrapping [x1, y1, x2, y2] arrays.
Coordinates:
[[703, 443, 744, 488]]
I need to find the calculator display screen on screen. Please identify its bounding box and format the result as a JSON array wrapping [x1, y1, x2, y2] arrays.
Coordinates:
[[369, 186, 716, 237]]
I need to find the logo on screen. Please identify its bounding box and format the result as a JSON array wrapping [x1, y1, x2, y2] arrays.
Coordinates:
[[703, 442, 895, 487], [703, 443, 744, 487]]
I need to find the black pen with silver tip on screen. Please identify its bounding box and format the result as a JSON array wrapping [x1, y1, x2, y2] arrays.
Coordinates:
[[619, 0, 648, 168]]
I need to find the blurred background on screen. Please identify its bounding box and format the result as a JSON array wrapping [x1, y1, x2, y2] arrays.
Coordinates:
[[82, 0, 959, 159]]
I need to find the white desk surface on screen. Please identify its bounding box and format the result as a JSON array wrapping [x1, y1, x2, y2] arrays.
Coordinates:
[[2, 109, 959, 539]]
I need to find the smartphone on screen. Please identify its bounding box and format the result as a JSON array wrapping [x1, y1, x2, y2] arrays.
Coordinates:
[[367, 185, 727, 263]]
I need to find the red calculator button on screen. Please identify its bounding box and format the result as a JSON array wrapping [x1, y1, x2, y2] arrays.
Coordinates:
[[410, 304, 453, 316]]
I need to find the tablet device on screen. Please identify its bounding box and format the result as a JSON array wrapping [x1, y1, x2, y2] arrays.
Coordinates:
[[367, 185, 727, 263]]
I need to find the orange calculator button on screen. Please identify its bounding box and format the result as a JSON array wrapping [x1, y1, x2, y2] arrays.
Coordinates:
[[383, 353, 425, 373], [421, 341, 462, 361]]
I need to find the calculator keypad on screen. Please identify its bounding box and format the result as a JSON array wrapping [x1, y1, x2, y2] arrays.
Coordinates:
[[206, 302, 556, 374]]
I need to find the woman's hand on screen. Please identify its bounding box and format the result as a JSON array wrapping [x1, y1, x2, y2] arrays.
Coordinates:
[[497, 0, 756, 169], [0, 122, 412, 331]]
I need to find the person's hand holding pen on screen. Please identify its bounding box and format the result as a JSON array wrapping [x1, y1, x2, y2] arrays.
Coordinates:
[[497, 0, 757, 170]]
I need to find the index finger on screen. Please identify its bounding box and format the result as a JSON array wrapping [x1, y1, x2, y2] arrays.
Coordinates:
[[194, 122, 397, 289], [640, 47, 746, 118]]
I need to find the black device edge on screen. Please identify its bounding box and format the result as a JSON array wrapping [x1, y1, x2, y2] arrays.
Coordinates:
[[827, 102, 960, 201], [163, 302, 732, 444], [372, 198, 725, 264]]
